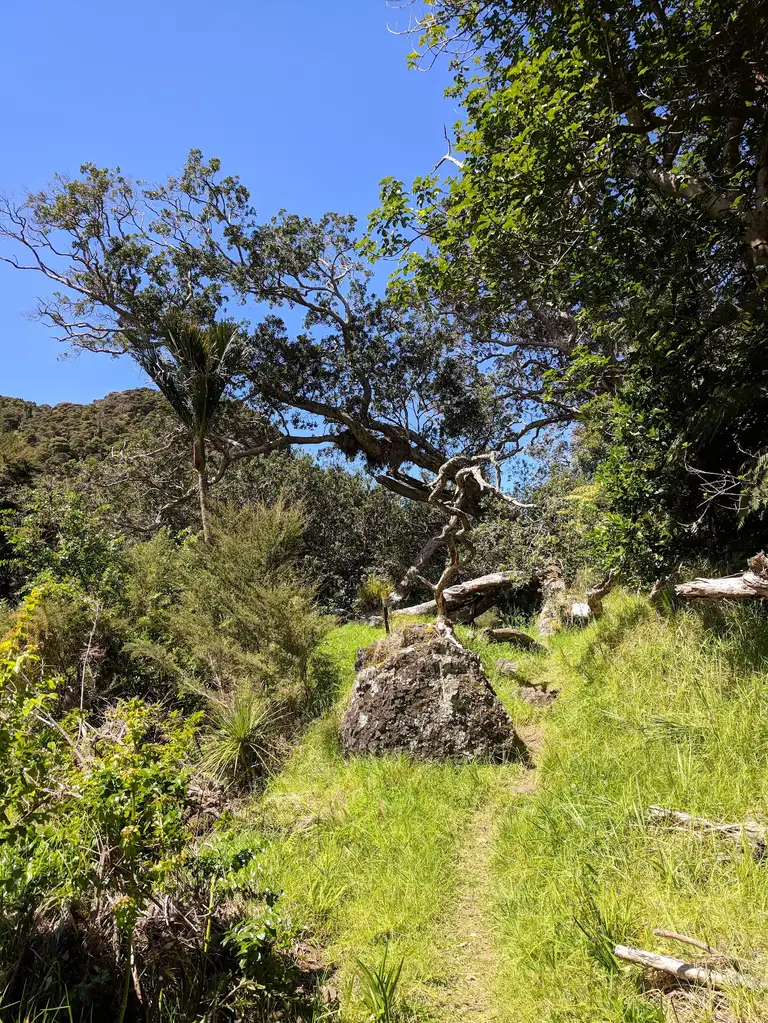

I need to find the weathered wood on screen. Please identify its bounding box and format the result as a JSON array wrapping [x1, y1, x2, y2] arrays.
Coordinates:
[[517, 684, 558, 707], [538, 564, 567, 636], [569, 601, 592, 625], [586, 572, 616, 615], [483, 628, 546, 652], [648, 806, 767, 857], [568, 573, 617, 626], [675, 552, 768, 600], [496, 657, 521, 678], [395, 571, 524, 617], [614, 945, 758, 990]]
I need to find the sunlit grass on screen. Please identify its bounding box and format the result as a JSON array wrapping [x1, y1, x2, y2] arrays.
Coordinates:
[[232, 622, 524, 1020], [488, 595, 768, 1022], [232, 598, 768, 1021]]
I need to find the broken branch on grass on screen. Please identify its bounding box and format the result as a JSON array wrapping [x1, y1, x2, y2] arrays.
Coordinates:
[[648, 806, 767, 857], [652, 930, 738, 967], [675, 552, 768, 600], [614, 945, 761, 991]]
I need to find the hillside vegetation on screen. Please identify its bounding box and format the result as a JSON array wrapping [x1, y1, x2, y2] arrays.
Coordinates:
[[1, 1, 768, 1019], [213, 597, 768, 1022]]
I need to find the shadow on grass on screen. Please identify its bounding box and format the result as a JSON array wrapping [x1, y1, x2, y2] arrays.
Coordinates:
[[306, 650, 345, 717], [652, 596, 768, 676], [570, 600, 653, 684]]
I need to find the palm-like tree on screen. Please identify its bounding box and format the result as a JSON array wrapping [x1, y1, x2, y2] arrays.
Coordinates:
[[128, 315, 247, 541]]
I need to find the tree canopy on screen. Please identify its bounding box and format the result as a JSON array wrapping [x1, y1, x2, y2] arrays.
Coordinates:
[[369, 0, 768, 569]]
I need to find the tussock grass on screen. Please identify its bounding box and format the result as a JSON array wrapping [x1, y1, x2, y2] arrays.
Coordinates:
[[489, 595, 768, 1022]]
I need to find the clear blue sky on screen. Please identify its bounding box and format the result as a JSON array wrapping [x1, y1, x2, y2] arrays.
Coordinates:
[[0, 1, 452, 404]]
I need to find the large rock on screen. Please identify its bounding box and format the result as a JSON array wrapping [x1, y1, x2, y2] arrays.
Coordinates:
[[341, 624, 527, 763]]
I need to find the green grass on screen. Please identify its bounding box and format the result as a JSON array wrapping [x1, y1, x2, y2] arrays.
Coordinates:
[[233, 622, 525, 1020], [488, 595, 768, 1022], [231, 599, 768, 1022]]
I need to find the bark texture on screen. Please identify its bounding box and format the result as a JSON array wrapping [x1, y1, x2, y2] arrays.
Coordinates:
[[614, 946, 757, 991], [675, 552, 768, 600], [483, 628, 546, 652], [395, 572, 531, 618], [538, 564, 567, 636]]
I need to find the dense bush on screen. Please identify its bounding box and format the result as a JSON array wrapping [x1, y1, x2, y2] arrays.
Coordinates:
[[0, 489, 338, 1019]]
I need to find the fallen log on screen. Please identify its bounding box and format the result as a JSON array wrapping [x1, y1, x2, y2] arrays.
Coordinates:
[[395, 571, 527, 618], [483, 628, 546, 652], [648, 806, 767, 857], [675, 552, 768, 600], [614, 945, 759, 991]]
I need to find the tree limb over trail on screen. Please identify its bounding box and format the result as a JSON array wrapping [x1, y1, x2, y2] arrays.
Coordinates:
[[674, 553, 768, 600], [0, 154, 573, 543]]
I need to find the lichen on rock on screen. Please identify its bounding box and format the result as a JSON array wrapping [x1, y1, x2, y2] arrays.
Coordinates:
[[341, 625, 527, 763]]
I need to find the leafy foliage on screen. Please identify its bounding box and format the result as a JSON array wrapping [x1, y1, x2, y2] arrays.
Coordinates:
[[369, 0, 768, 572]]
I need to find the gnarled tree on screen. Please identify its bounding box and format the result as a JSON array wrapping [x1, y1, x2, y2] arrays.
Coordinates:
[[0, 153, 573, 603]]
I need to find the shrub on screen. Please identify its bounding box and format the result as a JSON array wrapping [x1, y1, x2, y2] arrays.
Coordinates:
[[1, 488, 126, 599], [175, 501, 332, 694]]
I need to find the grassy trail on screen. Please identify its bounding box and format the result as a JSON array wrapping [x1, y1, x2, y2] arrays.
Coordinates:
[[242, 620, 554, 1022], [429, 767, 538, 1023], [236, 596, 768, 1021], [434, 794, 499, 1022]]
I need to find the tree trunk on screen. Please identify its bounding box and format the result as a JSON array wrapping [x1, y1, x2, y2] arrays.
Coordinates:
[[538, 564, 567, 636], [434, 542, 460, 621], [194, 433, 210, 543], [675, 552, 768, 600]]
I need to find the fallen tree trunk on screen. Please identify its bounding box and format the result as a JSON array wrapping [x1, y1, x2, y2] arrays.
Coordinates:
[[483, 628, 546, 652], [648, 806, 767, 857], [614, 945, 758, 991], [675, 552, 768, 600], [394, 571, 526, 617]]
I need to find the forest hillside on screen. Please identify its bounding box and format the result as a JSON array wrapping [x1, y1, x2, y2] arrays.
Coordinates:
[[1, 1, 768, 1020]]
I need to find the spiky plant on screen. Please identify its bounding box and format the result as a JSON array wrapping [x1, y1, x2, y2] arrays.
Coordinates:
[[201, 686, 279, 788], [355, 942, 404, 1023]]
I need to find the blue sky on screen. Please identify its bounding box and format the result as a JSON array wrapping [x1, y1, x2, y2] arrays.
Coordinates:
[[0, 1, 452, 404]]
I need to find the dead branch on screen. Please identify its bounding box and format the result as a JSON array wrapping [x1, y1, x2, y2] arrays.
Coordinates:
[[674, 552, 768, 600], [648, 806, 767, 857], [482, 628, 546, 652], [614, 945, 760, 991], [586, 571, 616, 614], [652, 930, 737, 967]]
